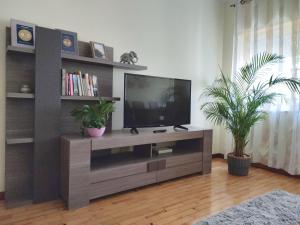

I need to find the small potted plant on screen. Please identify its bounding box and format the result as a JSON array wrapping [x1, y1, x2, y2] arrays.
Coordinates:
[[201, 53, 300, 176], [71, 100, 114, 137]]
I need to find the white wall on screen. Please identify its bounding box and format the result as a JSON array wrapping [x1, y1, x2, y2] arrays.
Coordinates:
[[0, 0, 225, 192]]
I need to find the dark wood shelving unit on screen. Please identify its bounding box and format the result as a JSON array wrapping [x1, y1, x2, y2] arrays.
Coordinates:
[[5, 25, 148, 208], [61, 96, 120, 101], [5, 28, 35, 207], [7, 92, 35, 99]]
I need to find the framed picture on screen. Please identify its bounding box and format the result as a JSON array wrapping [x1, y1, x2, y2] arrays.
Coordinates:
[[11, 19, 36, 49], [90, 41, 106, 59], [59, 30, 78, 55]]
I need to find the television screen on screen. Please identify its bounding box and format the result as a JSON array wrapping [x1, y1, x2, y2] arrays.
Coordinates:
[[124, 73, 191, 128]]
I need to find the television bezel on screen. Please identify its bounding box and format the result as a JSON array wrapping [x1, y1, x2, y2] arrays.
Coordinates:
[[123, 73, 191, 128]]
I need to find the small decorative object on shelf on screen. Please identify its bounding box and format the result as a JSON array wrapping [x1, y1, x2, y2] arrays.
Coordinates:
[[59, 30, 78, 55], [20, 84, 32, 93], [71, 100, 114, 137], [11, 19, 36, 49], [90, 41, 106, 59], [120, 51, 138, 64]]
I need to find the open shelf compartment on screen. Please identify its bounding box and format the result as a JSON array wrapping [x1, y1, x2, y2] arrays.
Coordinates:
[[91, 139, 202, 171]]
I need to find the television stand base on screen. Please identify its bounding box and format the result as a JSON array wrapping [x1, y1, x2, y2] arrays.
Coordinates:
[[130, 128, 139, 134], [153, 129, 167, 133], [173, 125, 189, 131]]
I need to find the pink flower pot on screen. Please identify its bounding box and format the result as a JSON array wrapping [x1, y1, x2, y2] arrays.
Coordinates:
[[85, 127, 106, 137]]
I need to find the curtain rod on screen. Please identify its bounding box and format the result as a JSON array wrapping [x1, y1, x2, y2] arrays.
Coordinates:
[[230, 0, 253, 7]]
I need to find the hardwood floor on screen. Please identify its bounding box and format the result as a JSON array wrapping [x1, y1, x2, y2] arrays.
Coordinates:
[[0, 159, 299, 225]]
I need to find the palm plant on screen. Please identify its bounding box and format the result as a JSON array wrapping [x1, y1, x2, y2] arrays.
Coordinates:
[[201, 52, 300, 158]]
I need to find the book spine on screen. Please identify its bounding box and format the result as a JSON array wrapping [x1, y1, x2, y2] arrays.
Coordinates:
[[92, 75, 98, 96], [89, 75, 94, 97], [61, 69, 66, 96], [80, 73, 84, 96], [78, 71, 83, 96], [77, 74, 82, 96], [65, 72, 69, 95], [67, 73, 70, 95], [73, 74, 79, 96], [85, 74, 91, 96], [69, 74, 74, 96], [82, 74, 87, 96]]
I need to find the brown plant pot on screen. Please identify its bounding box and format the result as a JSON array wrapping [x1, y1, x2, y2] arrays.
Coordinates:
[[227, 153, 252, 176]]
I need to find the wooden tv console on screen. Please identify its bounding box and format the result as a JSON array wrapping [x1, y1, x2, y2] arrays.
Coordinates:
[[60, 128, 212, 209]]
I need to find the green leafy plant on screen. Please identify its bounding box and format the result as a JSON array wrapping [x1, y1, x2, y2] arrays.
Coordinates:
[[201, 52, 300, 157], [71, 100, 114, 129]]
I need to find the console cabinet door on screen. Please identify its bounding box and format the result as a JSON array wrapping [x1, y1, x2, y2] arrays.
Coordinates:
[[90, 172, 156, 199], [157, 162, 202, 182], [91, 162, 147, 183], [165, 152, 202, 168]]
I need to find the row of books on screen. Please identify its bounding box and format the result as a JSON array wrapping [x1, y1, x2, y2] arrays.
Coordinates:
[[61, 69, 99, 96]]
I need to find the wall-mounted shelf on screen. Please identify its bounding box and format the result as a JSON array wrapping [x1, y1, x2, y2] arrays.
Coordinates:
[[7, 45, 147, 71], [6, 45, 35, 54], [7, 92, 35, 99], [6, 93, 120, 101], [61, 96, 121, 101], [6, 137, 34, 145], [6, 130, 33, 145], [112, 62, 147, 70], [62, 53, 147, 70], [6, 130, 34, 145], [62, 53, 112, 66]]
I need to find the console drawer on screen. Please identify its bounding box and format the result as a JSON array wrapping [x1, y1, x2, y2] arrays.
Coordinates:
[[89, 172, 156, 199], [90, 161, 147, 183], [157, 162, 202, 182], [166, 152, 202, 168]]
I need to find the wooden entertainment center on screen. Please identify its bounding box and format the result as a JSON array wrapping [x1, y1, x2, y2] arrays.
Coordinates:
[[61, 128, 212, 209], [5, 22, 212, 209], [5, 25, 146, 207]]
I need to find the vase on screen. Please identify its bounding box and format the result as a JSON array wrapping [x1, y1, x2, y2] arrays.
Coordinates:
[[85, 127, 106, 137], [227, 152, 252, 176]]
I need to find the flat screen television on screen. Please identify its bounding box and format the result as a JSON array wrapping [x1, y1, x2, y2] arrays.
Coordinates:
[[124, 73, 191, 128]]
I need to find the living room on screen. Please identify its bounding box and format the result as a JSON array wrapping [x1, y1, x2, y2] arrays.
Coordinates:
[[0, 0, 299, 224]]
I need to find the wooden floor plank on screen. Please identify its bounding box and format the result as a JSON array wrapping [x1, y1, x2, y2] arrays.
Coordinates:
[[0, 159, 299, 225]]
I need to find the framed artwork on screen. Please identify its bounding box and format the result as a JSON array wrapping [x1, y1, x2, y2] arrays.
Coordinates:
[[11, 19, 36, 49], [59, 30, 78, 55], [90, 41, 106, 59]]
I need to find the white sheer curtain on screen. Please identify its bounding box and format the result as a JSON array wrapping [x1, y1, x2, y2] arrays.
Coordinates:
[[224, 0, 300, 175]]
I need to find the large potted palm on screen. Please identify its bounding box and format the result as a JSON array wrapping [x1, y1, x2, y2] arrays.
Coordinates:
[[201, 53, 300, 176]]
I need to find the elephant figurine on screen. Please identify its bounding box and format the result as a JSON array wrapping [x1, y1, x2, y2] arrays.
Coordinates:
[[120, 51, 139, 64]]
